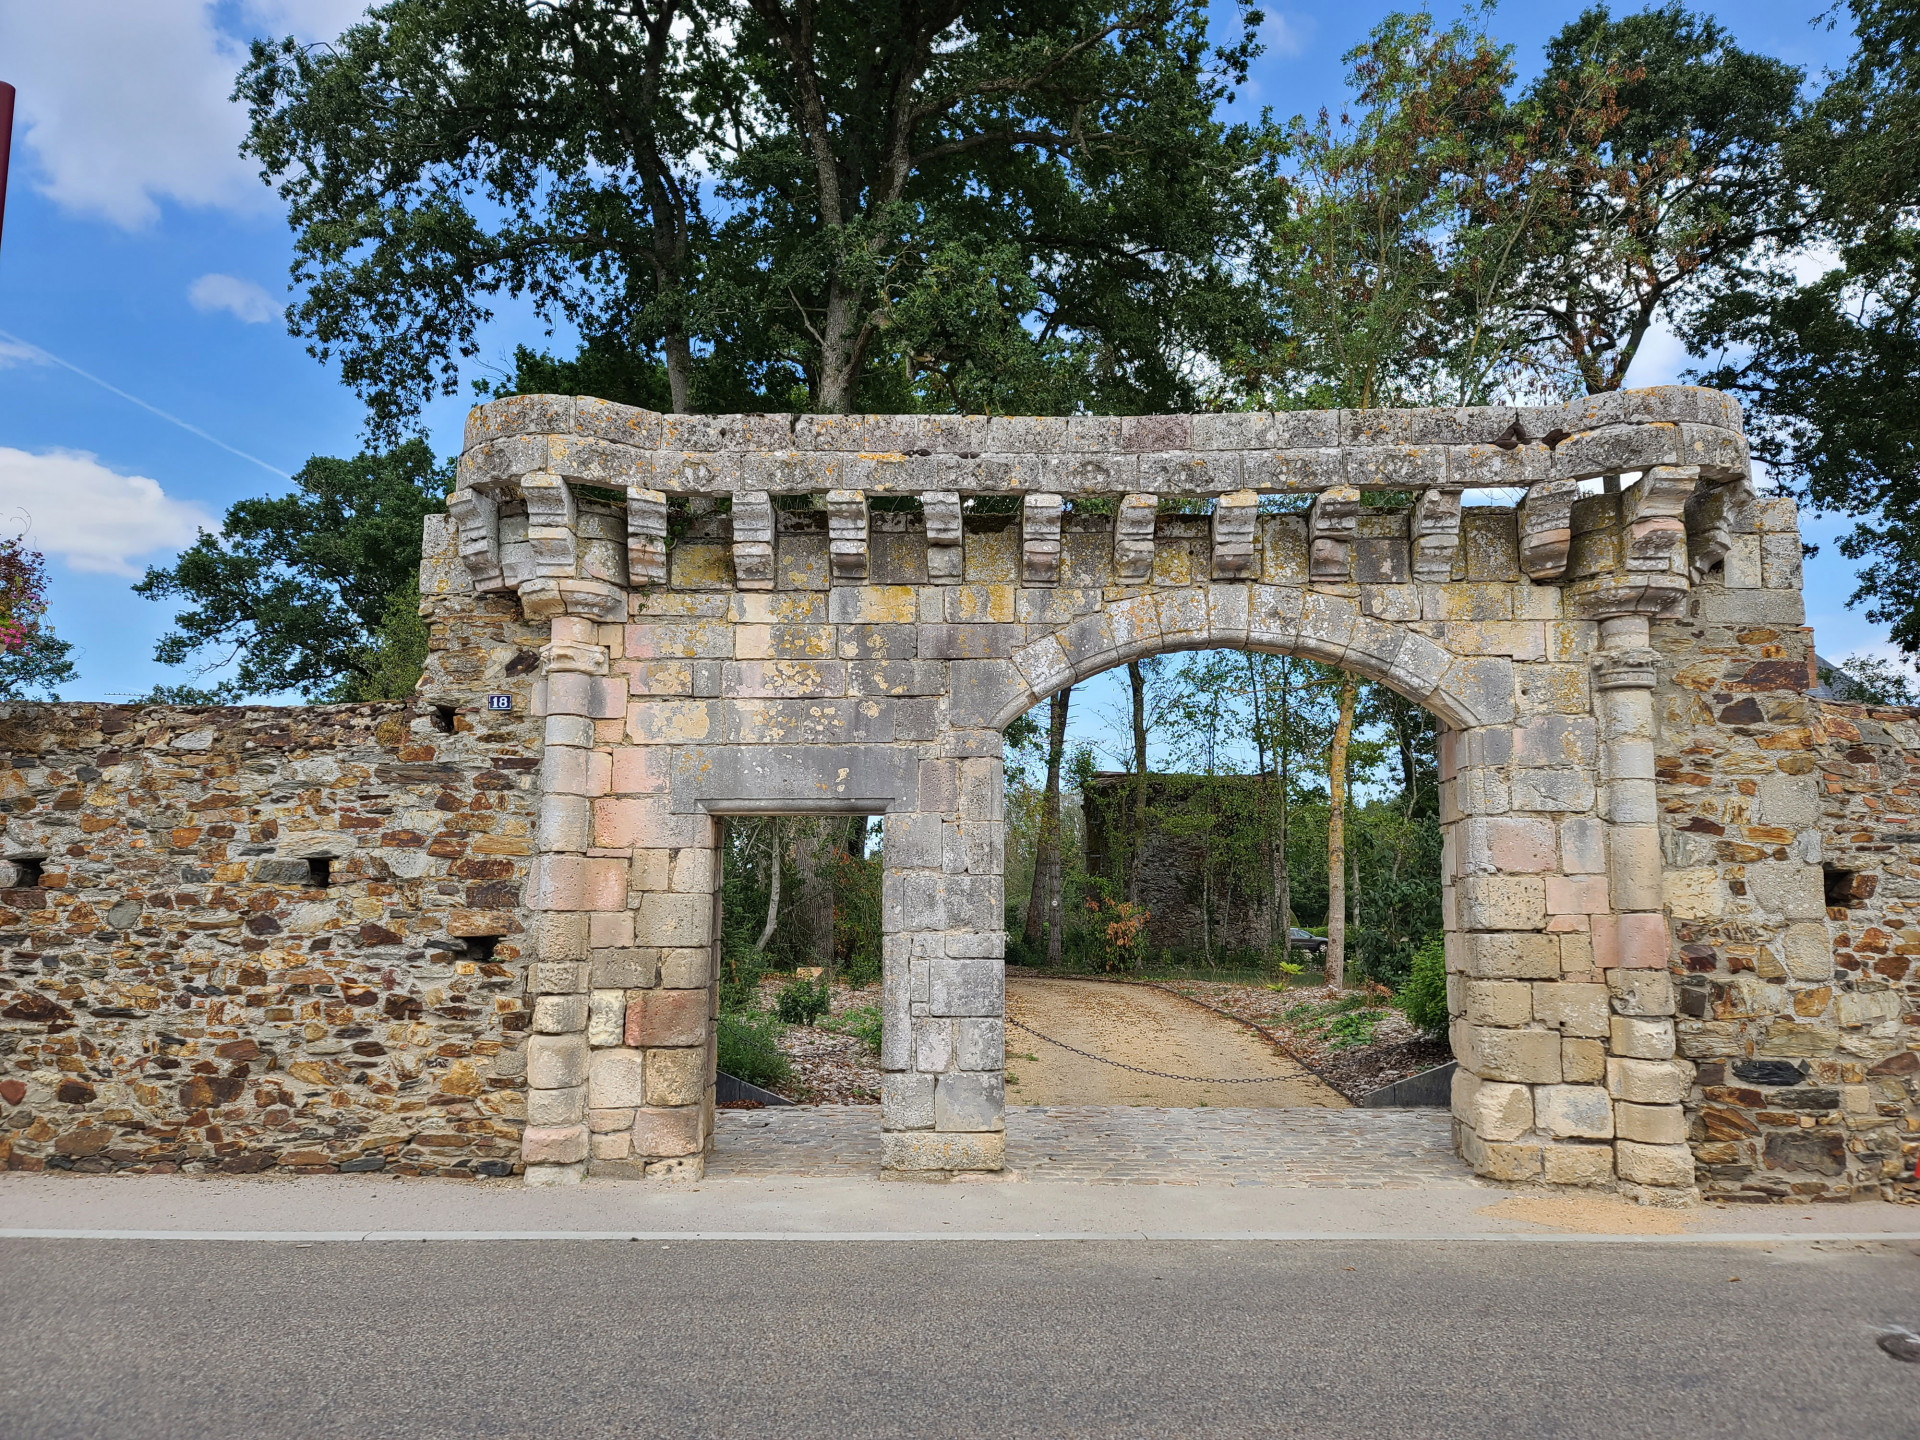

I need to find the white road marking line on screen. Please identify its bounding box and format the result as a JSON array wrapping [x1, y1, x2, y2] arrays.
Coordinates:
[[0, 1228, 1914, 1245]]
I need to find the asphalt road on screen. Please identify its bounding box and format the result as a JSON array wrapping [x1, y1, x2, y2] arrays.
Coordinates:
[[3, 1237, 1916, 1439]]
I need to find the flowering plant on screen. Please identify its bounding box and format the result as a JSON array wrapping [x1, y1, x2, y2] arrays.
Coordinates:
[[0, 535, 77, 699], [0, 536, 50, 652], [1082, 893, 1150, 973]]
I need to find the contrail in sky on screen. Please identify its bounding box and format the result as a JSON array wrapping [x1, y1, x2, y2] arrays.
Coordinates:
[[0, 327, 293, 481]]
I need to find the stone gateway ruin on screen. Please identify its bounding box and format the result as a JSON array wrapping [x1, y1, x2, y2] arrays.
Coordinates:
[[2, 386, 1915, 1201]]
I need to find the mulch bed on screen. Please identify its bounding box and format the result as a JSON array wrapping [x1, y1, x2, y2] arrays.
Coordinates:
[[1312, 1036, 1455, 1100], [750, 976, 883, 1106]]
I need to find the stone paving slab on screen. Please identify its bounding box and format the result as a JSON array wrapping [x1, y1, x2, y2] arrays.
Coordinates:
[[710, 1105, 1480, 1188]]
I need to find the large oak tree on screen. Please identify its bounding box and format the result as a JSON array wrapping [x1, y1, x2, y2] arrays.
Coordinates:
[[241, 0, 1279, 428]]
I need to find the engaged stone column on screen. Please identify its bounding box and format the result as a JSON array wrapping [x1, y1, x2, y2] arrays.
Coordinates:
[[1592, 613, 1694, 1196], [880, 756, 1006, 1171], [522, 614, 623, 1185]]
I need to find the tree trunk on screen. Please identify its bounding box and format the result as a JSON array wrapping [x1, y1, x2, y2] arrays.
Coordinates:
[[1351, 851, 1361, 980], [1045, 817, 1065, 966], [754, 820, 783, 953], [796, 818, 839, 967], [1023, 687, 1072, 951], [1244, 654, 1273, 950], [814, 280, 871, 413], [664, 330, 693, 414], [1276, 662, 1292, 968], [1326, 672, 1358, 987], [1127, 662, 1148, 905]]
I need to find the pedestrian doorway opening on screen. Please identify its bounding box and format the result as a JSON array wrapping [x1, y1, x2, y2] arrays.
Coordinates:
[[710, 814, 886, 1113]]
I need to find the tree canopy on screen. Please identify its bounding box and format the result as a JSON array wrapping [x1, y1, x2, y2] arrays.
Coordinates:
[[1691, 0, 1920, 652], [133, 441, 448, 701], [133, 0, 1920, 696], [241, 0, 1280, 429]]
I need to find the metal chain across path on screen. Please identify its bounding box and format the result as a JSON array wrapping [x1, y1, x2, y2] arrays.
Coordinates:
[[1006, 1015, 1292, 1084]]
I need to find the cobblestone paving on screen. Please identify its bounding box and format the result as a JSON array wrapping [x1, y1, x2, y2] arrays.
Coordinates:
[[708, 1105, 1480, 1188]]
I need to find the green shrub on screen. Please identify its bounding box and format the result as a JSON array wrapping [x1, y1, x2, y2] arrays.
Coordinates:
[[717, 1010, 791, 1089], [1399, 935, 1448, 1036], [775, 976, 830, 1025], [719, 952, 767, 1015], [823, 1004, 884, 1054]]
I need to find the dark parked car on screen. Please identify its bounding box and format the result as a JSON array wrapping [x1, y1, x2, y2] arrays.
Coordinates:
[[1286, 927, 1327, 954]]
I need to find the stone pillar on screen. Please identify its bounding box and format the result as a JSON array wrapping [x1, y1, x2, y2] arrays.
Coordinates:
[[880, 755, 1006, 1171], [521, 604, 722, 1183], [1446, 721, 1567, 1182], [1592, 613, 1694, 1196], [1445, 687, 1623, 1189], [591, 611, 721, 1179]]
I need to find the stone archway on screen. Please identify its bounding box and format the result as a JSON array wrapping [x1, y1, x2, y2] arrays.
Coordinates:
[[440, 386, 1764, 1198]]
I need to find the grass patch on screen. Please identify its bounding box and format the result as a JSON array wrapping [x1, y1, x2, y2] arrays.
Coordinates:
[[1273, 991, 1393, 1050], [820, 1004, 883, 1055]]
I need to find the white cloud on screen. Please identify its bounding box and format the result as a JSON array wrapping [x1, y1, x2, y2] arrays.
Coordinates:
[[0, 448, 217, 576], [189, 273, 280, 324], [242, 1, 373, 37], [1263, 13, 1313, 60], [0, 336, 50, 369], [0, 1, 370, 230]]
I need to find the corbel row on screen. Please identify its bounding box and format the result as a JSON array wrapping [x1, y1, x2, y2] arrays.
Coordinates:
[[1028, 489, 1258, 584], [450, 475, 1519, 597]]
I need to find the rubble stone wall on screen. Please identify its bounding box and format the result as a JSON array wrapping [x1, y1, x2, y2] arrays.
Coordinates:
[[0, 561, 546, 1175], [1654, 574, 1920, 1197]]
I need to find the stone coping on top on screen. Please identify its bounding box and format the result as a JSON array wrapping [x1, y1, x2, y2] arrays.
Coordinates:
[[457, 385, 1750, 498]]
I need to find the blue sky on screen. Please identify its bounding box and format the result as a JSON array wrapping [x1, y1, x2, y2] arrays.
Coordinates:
[[0, 0, 1887, 732]]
